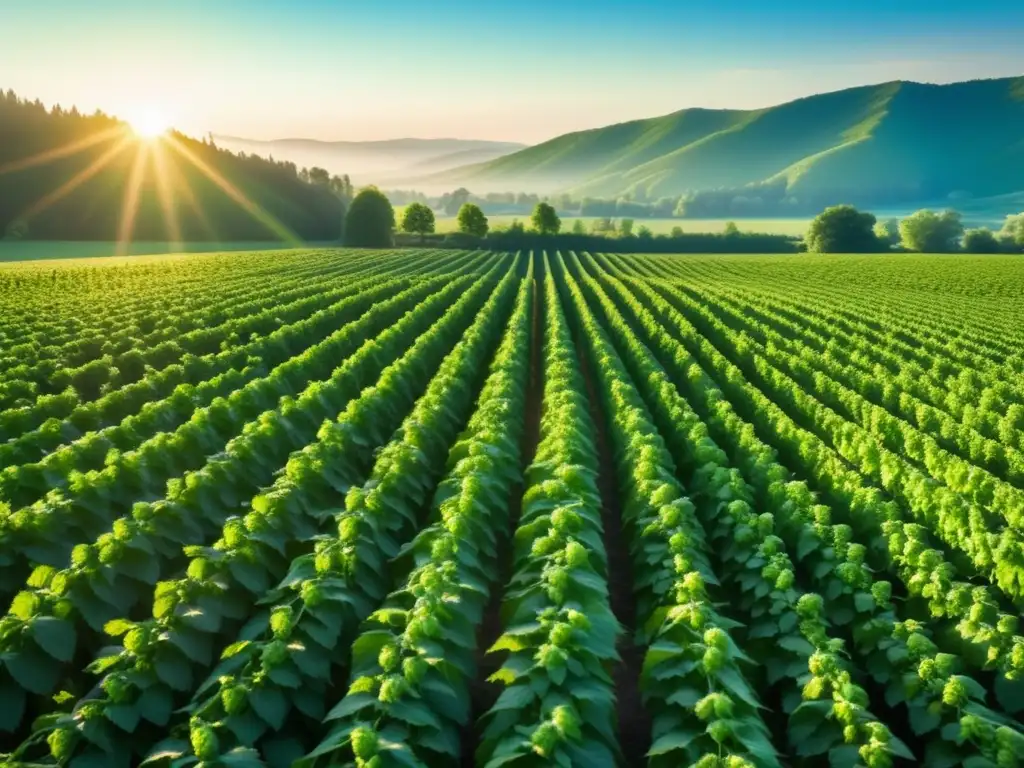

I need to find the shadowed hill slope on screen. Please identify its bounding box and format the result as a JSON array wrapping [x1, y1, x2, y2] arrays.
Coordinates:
[[0, 91, 347, 242]]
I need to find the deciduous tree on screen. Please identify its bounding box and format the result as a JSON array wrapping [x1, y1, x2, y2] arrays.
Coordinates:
[[1000, 213, 1024, 251], [899, 209, 964, 253], [962, 228, 1001, 253], [344, 186, 395, 247], [805, 205, 879, 253], [456, 203, 489, 237], [401, 202, 435, 243], [531, 203, 560, 235]]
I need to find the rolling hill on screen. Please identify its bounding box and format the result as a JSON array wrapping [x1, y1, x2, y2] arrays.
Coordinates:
[[421, 77, 1024, 209], [212, 136, 526, 183]]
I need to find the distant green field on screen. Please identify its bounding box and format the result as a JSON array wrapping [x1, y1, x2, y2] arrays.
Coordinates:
[[412, 214, 811, 237], [0, 241, 317, 263]]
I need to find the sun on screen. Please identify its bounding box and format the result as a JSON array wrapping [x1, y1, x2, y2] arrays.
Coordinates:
[[127, 108, 170, 140]]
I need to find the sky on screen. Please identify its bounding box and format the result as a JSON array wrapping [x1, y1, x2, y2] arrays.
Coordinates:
[[4, 0, 1023, 145]]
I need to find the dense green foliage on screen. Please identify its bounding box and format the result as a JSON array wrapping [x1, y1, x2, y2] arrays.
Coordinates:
[[805, 205, 880, 253], [530, 202, 561, 235], [963, 228, 1001, 253], [1, 249, 1024, 768], [343, 188, 396, 248], [399, 202, 435, 242], [0, 90, 347, 242], [899, 210, 965, 253], [1001, 214, 1024, 249], [456, 203, 489, 237], [429, 77, 1024, 214]]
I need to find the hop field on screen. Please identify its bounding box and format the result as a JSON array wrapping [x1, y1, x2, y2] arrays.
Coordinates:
[[1, 248, 1024, 768]]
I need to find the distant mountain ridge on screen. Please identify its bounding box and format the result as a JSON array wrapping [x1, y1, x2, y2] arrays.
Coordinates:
[[420, 76, 1024, 209], [212, 135, 526, 183]]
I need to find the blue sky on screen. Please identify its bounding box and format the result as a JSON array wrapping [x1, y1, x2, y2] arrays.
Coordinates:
[[4, 0, 1022, 143]]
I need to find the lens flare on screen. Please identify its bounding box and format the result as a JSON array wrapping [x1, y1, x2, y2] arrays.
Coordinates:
[[127, 108, 169, 139]]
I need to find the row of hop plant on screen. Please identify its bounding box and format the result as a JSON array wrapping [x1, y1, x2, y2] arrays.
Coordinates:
[[5, 248, 444, 373], [0, 273, 408, 511], [0, 249, 371, 403], [0, 248, 419, 434], [593, 261, 1024, 765], [655, 254, 1024, 434], [638, 275, 1024, 675], [297, 256, 534, 767], [168, 258, 521, 766], [0, 247, 479, 446], [686, 278, 1024, 483], [472, 260, 621, 767], [0, 272, 471, 736], [555, 252, 785, 768], [706, 288, 1024, 596], [0, 246, 374, 364], [566, 251, 909, 767], [6, 259, 513, 766], [645, 248, 1024, 384], [0, 251, 421, 469], [0, 275, 417, 604], [758, 258, 1024, 379]]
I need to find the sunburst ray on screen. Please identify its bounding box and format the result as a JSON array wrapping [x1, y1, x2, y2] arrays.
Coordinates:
[[115, 143, 152, 255], [0, 126, 127, 177], [151, 141, 184, 251], [21, 136, 133, 220], [166, 135, 300, 245]]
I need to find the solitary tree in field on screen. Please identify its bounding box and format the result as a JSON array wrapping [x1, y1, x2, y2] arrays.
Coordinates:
[[344, 186, 395, 247], [805, 205, 879, 253], [456, 203, 489, 238], [723, 221, 740, 237], [637, 225, 653, 240], [618, 218, 634, 237], [670, 225, 684, 238], [571, 219, 587, 235], [531, 203, 561, 235], [899, 209, 963, 253], [401, 202, 435, 243], [962, 228, 1001, 253]]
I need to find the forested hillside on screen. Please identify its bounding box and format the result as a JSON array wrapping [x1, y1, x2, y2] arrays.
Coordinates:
[[425, 77, 1024, 214], [0, 91, 346, 242]]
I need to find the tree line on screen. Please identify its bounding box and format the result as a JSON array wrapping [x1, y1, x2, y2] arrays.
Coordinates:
[[339, 188, 798, 253], [806, 205, 1024, 254], [0, 90, 350, 242], [382, 181, 938, 222], [346, 186, 1024, 256]]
